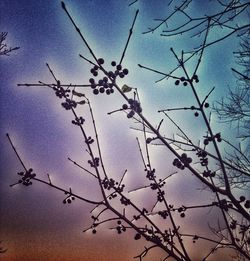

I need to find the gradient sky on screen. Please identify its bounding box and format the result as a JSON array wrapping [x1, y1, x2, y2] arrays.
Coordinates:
[[0, 1, 248, 260]]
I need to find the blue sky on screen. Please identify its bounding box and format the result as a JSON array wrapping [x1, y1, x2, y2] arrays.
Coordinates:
[[0, 1, 248, 260]]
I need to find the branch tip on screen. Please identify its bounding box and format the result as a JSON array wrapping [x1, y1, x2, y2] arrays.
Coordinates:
[[61, 1, 66, 10]]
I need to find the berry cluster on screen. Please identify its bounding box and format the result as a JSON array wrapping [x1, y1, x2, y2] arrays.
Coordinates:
[[173, 153, 192, 170], [85, 136, 94, 145], [150, 179, 165, 191], [177, 206, 186, 218], [158, 210, 168, 219], [120, 196, 131, 206], [122, 98, 142, 118], [116, 220, 126, 234], [202, 170, 215, 178], [53, 81, 70, 99], [102, 177, 125, 194], [72, 116, 85, 126], [61, 98, 77, 110], [239, 196, 250, 209], [175, 75, 199, 86], [175, 76, 189, 86], [157, 190, 165, 202], [88, 157, 100, 168], [17, 168, 36, 186], [63, 192, 75, 204], [146, 169, 156, 180], [89, 58, 129, 95], [196, 149, 208, 167], [89, 76, 114, 95], [204, 133, 222, 145]]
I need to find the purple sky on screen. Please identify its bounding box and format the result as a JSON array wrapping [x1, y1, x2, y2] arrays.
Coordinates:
[[0, 1, 248, 260]]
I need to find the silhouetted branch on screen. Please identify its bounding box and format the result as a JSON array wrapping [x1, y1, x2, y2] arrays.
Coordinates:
[[0, 32, 19, 56]]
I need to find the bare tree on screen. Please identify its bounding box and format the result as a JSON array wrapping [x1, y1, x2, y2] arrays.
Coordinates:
[[6, 1, 250, 260], [0, 32, 19, 56], [215, 34, 250, 140]]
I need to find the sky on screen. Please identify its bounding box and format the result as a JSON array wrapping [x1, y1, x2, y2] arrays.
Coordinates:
[[0, 0, 248, 260]]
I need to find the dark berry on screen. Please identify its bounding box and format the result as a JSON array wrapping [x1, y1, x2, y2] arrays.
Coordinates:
[[183, 81, 188, 86], [180, 213, 185, 218], [119, 72, 125, 78], [127, 110, 135, 118], [108, 71, 114, 78], [97, 58, 104, 65], [244, 200, 250, 208], [217, 138, 222, 142], [110, 88, 114, 94], [93, 71, 98, 77], [111, 61, 116, 66], [175, 80, 180, 85], [204, 102, 209, 108], [89, 78, 95, 84], [122, 104, 128, 110], [239, 196, 246, 202], [98, 79, 103, 85], [123, 68, 129, 75], [99, 87, 105, 93], [193, 75, 198, 80], [180, 76, 185, 82], [134, 233, 141, 240], [194, 112, 199, 117], [92, 229, 97, 234], [204, 139, 209, 145], [103, 77, 108, 83], [106, 89, 111, 95], [116, 64, 122, 70], [93, 89, 99, 95]]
